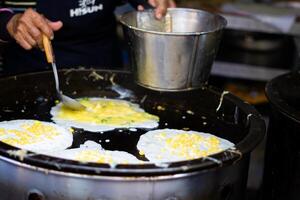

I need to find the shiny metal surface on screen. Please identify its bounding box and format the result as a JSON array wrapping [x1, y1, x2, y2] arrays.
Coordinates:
[[43, 34, 86, 111], [120, 8, 227, 91], [0, 154, 249, 200]]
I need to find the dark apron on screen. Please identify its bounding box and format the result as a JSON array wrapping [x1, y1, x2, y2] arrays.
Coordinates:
[[3, 0, 122, 75]]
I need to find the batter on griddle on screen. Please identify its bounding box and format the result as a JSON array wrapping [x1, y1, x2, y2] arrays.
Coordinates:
[[46, 140, 143, 167], [137, 129, 235, 163], [0, 120, 73, 153], [50, 98, 159, 132]]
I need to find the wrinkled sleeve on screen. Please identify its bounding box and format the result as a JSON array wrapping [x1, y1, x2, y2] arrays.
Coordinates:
[[0, 1, 14, 42]]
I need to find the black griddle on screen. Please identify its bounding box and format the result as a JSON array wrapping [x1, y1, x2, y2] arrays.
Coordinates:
[[0, 69, 264, 176]]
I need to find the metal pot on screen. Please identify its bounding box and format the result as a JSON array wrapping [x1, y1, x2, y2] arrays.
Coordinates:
[[120, 8, 227, 91], [223, 30, 287, 52], [264, 72, 300, 200], [0, 70, 265, 200]]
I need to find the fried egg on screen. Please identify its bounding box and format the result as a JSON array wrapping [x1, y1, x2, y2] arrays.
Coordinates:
[[50, 98, 159, 132], [0, 120, 73, 153], [47, 140, 142, 167], [137, 129, 235, 163]]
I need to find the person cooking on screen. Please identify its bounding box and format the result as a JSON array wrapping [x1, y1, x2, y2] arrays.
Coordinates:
[[0, 0, 176, 74]]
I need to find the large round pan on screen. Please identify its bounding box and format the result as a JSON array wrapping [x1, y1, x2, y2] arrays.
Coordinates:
[[0, 69, 265, 200], [0, 69, 264, 176]]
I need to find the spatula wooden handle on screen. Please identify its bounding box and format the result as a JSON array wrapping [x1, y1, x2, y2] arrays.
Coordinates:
[[42, 34, 54, 63]]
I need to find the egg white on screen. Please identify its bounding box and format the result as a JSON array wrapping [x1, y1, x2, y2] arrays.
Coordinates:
[[50, 98, 159, 132], [0, 120, 73, 153], [137, 129, 235, 163], [46, 140, 143, 166]]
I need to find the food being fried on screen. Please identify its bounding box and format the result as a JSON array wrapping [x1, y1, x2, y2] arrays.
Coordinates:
[[51, 98, 159, 132], [137, 129, 234, 163], [0, 120, 73, 153], [47, 141, 142, 167]]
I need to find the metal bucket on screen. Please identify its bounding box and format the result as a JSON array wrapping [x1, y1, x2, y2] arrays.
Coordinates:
[[120, 8, 227, 91]]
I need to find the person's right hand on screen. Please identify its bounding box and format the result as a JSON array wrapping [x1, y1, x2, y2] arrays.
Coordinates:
[[6, 8, 63, 50]]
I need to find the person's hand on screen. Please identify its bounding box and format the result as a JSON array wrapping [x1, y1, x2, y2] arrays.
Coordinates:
[[6, 8, 63, 50], [138, 0, 176, 19]]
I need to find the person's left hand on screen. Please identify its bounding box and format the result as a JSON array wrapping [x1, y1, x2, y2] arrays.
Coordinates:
[[138, 0, 176, 19]]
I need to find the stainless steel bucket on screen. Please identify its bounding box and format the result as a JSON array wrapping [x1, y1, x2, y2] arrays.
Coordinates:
[[120, 8, 227, 91]]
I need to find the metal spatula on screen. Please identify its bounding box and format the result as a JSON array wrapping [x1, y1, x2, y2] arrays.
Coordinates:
[[42, 35, 86, 111]]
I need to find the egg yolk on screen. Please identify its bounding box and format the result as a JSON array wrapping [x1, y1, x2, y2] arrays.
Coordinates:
[[57, 99, 159, 126], [157, 132, 222, 160], [75, 150, 114, 164], [0, 121, 59, 146]]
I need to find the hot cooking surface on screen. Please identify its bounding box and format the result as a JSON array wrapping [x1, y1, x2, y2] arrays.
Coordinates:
[[0, 69, 264, 175]]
